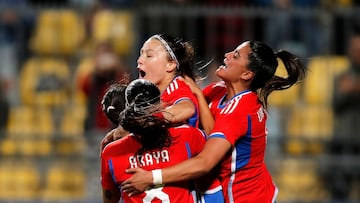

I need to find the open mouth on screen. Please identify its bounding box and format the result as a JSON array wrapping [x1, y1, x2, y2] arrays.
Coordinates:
[[139, 70, 146, 78]]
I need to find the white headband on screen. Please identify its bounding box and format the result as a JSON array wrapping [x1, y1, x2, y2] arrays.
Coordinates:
[[152, 34, 179, 69]]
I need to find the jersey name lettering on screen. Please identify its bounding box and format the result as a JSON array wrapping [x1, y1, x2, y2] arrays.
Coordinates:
[[128, 150, 170, 168]]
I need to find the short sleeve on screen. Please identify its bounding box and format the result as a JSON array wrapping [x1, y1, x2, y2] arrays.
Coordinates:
[[210, 107, 248, 146]]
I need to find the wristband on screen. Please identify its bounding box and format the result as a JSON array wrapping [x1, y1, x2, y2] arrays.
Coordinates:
[[152, 169, 163, 185]]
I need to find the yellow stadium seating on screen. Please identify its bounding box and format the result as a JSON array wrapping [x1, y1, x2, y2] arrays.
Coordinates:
[[0, 138, 52, 157], [7, 105, 36, 136], [92, 10, 135, 55], [337, 0, 353, 7], [54, 139, 85, 156], [284, 138, 306, 155], [19, 57, 70, 107], [287, 105, 334, 139], [42, 164, 85, 200], [18, 139, 52, 156], [7, 105, 54, 137], [30, 10, 58, 55], [58, 9, 85, 55], [304, 56, 349, 105], [60, 105, 86, 136], [274, 158, 327, 202], [284, 105, 333, 155], [0, 161, 40, 200], [0, 138, 16, 156], [30, 9, 85, 55]]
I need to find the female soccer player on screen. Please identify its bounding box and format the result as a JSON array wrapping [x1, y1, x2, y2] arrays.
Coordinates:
[[136, 34, 203, 129], [100, 79, 223, 203], [121, 40, 307, 203], [100, 34, 213, 152]]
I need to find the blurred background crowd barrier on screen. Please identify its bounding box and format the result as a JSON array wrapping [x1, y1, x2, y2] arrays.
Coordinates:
[[0, 0, 359, 202]]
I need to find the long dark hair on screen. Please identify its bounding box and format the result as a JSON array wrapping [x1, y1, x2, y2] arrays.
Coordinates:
[[248, 41, 307, 108], [119, 79, 172, 155]]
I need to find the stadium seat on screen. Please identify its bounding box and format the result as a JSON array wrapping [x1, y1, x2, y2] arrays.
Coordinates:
[[54, 138, 85, 156], [304, 56, 349, 105], [337, 0, 352, 7], [7, 105, 54, 137], [60, 105, 86, 137], [284, 138, 306, 155], [42, 164, 85, 200], [92, 10, 135, 55], [0, 138, 16, 156], [58, 9, 85, 55], [92, 10, 113, 42], [29, 10, 58, 55], [284, 137, 325, 156], [284, 105, 333, 155], [19, 57, 71, 107], [0, 162, 40, 200], [274, 158, 327, 202], [0, 138, 52, 157], [7, 105, 36, 136], [30, 9, 85, 55], [287, 105, 334, 139], [17, 139, 52, 156]]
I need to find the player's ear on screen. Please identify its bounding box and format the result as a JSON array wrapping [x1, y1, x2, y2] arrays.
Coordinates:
[[240, 70, 254, 80], [166, 61, 177, 73]]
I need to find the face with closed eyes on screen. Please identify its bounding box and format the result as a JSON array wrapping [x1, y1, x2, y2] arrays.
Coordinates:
[[136, 38, 177, 90]]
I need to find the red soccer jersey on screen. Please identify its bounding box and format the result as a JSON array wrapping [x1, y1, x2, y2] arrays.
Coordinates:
[[163, 79, 223, 201], [161, 76, 199, 127], [202, 81, 227, 119], [204, 83, 278, 203], [101, 124, 206, 203]]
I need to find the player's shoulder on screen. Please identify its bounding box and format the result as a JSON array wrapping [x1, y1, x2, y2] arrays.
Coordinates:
[[169, 125, 207, 153], [219, 91, 255, 115], [235, 90, 258, 107], [165, 76, 191, 94], [205, 81, 226, 90], [170, 124, 206, 138], [172, 123, 200, 130], [102, 134, 134, 155], [203, 81, 226, 97]]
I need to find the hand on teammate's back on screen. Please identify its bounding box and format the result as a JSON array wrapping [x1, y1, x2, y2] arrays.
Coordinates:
[[99, 126, 128, 155]]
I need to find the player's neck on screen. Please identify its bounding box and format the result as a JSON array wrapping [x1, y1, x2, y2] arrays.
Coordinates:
[[224, 82, 249, 102]]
